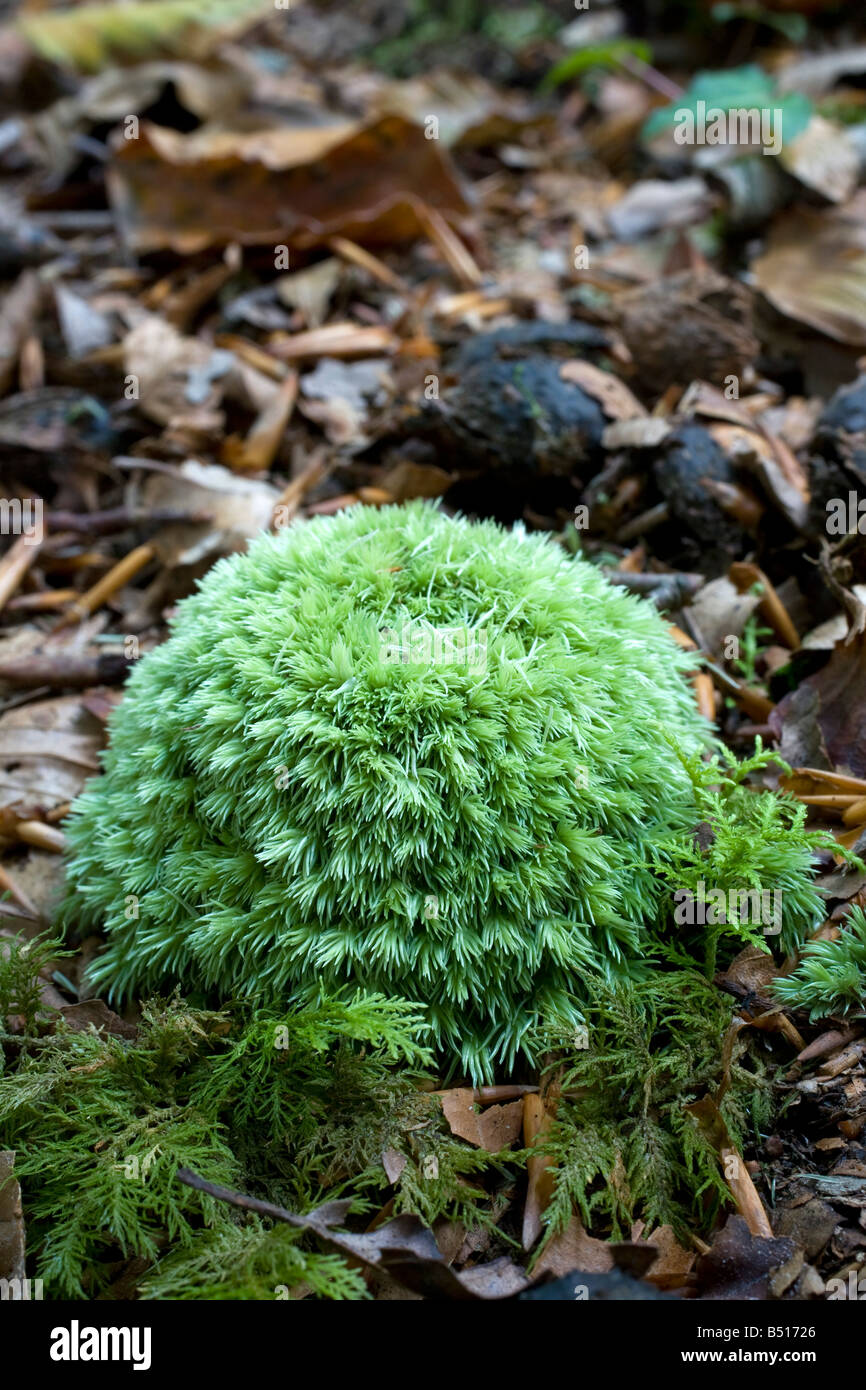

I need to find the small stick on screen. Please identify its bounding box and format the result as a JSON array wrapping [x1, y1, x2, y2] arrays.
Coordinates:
[[271, 452, 330, 528], [40, 552, 110, 574], [43, 507, 212, 536], [6, 588, 78, 612], [15, 821, 66, 854], [0, 651, 132, 688], [214, 333, 287, 380], [53, 543, 155, 630], [843, 797, 866, 827], [668, 624, 697, 651], [222, 372, 298, 474], [796, 1025, 862, 1065], [693, 671, 716, 722], [306, 492, 362, 516], [719, 1145, 774, 1239], [616, 502, 670, 544], [703, 660, 774, 721], [268, 322, 397, 361], [790, 768, 866, 795], [327, 236, 410, 294], [820, 1039, 866, 1079], [729, 562, 799, 650], [432, 1084, 539, 1105], [418, 205, 483, 289], [795, 793, 861, 810], [606, 570, 702, 609], [0, 535, 41, 612], [618, 51, 684, 102]]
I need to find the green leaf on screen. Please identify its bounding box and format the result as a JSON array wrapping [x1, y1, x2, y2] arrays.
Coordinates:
[[642, 63, 812, 146], [543, 38, 653, 91]]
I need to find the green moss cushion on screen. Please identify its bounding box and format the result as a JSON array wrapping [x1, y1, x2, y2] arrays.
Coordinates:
[[60, 501, 710, 1079]]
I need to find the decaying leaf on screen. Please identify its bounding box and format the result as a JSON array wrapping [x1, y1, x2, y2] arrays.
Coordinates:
[[0, 693, 103, 812], [533, 1215, 614, 1279], [176, 1169, 529, 1301], [439, 1088, 523, 1150], [141, 461, 280, 567], [752, 194, 866, 346], [108, 116, 471, 254], [559, 359, 646, 421], [695, 1215, 796, 1300], [774, 632, 866, 778]]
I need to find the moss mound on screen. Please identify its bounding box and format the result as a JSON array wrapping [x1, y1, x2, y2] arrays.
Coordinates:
[[60, 501, 712, 1079]]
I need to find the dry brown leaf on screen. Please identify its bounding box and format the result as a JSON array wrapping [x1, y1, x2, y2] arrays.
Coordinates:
[[695, 1215, 796, 1300], [708, 421, 810, 530], [371, 70, 548, 150], [559, 359, 646, 421], [379, 461, 453, 503], [601, 417, 671, 449], [141, 461, 280, 568], [439, 1088, 523, 1150], [381, 1148, 407, 1185], [0, 693, 102, 813], [775, 632, 866, 779], [779, 116, 860, 204], [57, 999, 138, 1040], [752, 194, 866, 346], [108, 115, 471, 255], [630, 1223, 696, 1289], [533, 1216, 614, 1279], [122, 314, 235, 431]]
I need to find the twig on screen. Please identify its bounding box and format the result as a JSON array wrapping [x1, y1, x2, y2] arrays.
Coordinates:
[[0, 651, 132, 688], [615, 502, 670, 544], [418, 205, 483, 289], [14, 821, 66, 854], [0, 535, 41, 612], [43, 507, 213, 536], [327, 236, 410, 295], [729, 562, 799, 650], [53, 543, 155, 630]]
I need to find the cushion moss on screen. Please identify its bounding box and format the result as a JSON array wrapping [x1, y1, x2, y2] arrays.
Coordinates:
[[60, 500, 717, 1080]]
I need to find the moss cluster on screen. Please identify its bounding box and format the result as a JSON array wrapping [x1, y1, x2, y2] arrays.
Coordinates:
[[0, 938, 769, 1299], [60, 501, 717, 1081], [775, 907, 866, 1021], [0, 960, 435, 1299]]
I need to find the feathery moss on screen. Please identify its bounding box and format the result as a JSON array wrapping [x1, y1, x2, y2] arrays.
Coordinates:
[[774, 907, 866, 1021], [59, 501, 717, 1081]]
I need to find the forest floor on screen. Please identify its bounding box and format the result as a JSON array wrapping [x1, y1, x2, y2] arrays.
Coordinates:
[[1, 0, 866, 1304]]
